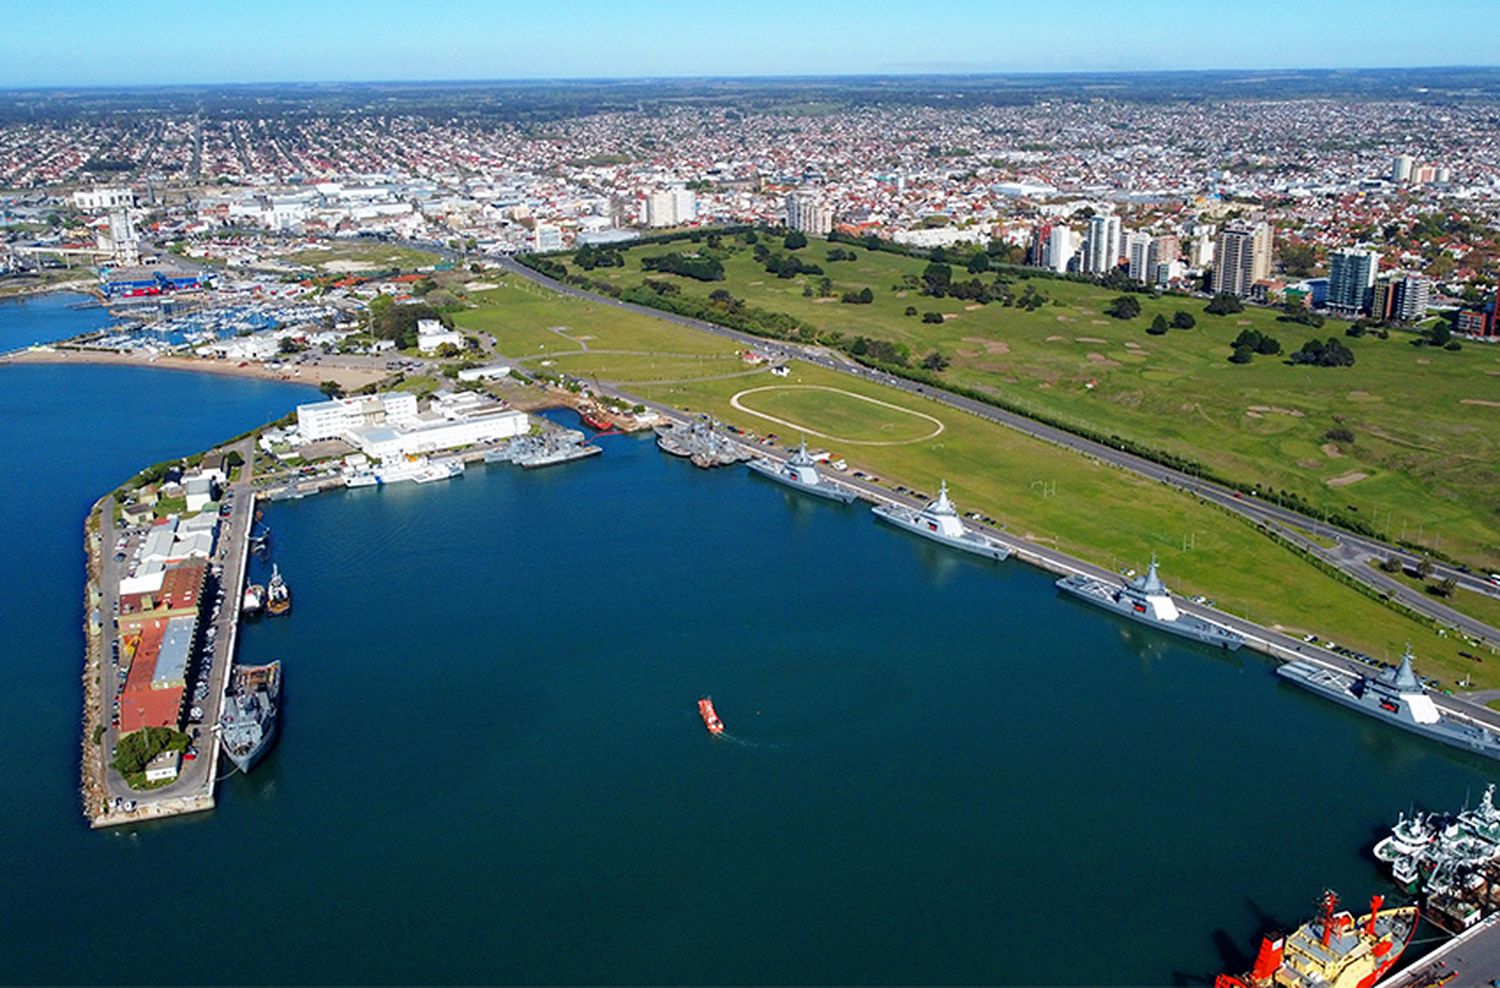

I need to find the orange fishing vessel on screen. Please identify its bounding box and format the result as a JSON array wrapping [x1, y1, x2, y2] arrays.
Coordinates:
[[698, 697, 724, 735], [1216, 891, 1418, 988]]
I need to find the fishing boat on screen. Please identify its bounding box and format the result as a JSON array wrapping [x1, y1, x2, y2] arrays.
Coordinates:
[[242, 583, 265, 614], [698, 697, 724, 735]]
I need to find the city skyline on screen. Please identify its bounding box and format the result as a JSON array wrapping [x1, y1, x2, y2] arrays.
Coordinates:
[[4, 0, 1500, 87]]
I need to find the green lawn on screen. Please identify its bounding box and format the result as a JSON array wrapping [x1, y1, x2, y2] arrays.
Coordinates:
[[589, 238, 1500, 569], [731, 384, 945, 444], [538, 351, 750, 384], [284, 243, 440, 272]]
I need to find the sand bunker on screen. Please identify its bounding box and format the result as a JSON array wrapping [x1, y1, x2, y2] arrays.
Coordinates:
[[1461, 398, 1500, 407], [1321, 442, 1344, 459], [1086, 352, 1121, 367], [963, 337, 1010, 355], [1247, 405, 1305, 417], [1045, 335, 1065, 341], [1326, 471, 1369, 487], [964, 304, 984, 311], [1075, 337, 1108, 344]]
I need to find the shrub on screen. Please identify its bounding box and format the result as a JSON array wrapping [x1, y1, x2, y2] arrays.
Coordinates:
[[921, 311, 945, 324]]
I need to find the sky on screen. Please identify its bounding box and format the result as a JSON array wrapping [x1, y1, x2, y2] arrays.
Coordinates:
[[2, 0, 1497, 87]]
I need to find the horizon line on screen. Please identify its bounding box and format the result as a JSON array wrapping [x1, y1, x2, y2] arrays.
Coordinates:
[[4, 63, 1500, 94]]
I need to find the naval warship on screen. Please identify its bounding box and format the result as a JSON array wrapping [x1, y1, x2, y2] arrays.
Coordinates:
[[871, 482, 1009, 561], [218, 661, 281, 773], [1277, 646, 1500, 760], [1055, 557, 1245, 650], [746, 439, 858, 504]]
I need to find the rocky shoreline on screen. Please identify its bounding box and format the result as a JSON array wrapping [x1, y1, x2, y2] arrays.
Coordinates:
[[78, 496, 107, 823]]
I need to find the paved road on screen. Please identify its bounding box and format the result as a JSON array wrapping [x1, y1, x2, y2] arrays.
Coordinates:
[[488, 253, 1500, 646]]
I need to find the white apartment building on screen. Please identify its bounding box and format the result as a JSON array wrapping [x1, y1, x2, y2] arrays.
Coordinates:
[[296, 392, 420, 442], [72, 187, 135, 211], [785, 191, 835, 235], [1125, 232, 1154, 281], [417, 318, 464, 354], [1046, 226, 1077, 273]]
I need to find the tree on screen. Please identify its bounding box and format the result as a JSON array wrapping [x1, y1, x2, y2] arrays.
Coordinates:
[[921, 351, 950, 371], [904, 306, 918, 317], [1432, 577, 1458, 598], [1206, 293, 1245, 315], [1417, 557, 1435, 580], [922, 262, 953, 294], [1147, 313, 1169, 335], [858, 286, 874, 304], [966, 252, 990, 274], [921, 311, 945, 324], [783, 230, 808, 250], [1289, 337, 1355, 367], [1171, 310, 1196, 329], [1105, 295, 1141, 320], [1229, 344, 1254, 364], [318, 381, 344, 398]]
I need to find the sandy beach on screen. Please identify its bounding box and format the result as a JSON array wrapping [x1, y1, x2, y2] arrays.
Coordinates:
[[0, 347, 390, 390]]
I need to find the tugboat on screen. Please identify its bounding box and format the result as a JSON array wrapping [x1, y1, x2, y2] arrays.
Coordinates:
[[217, 661, 281, 773], [242, 583, 265, 615], [1215, 891, 1418, 988], [265, 564, 291, 616], [1277, 646, 1500, 761], [698, 697, 724, 735], [746, 438, 858, 504], [871, 481, 1009, 561], [1055, 556, 1245, 650]]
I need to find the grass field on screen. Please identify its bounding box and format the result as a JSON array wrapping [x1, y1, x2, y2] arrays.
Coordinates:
[[284, 243, 440, 272], [459, 273, 1498, 688], [731, 384, 944, 444], [588, 238, 1500, 569]]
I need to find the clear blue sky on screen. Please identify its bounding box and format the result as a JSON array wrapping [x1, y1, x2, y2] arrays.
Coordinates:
[[3, 0, 1496, 87]]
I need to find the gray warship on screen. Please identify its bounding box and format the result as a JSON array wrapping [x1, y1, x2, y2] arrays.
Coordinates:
[[217, 660, 281, 773], [871, 481, 1010, 561], [1277, 646, 1500, 761], [1055, 557, 1245, 650], [747, 439, 858, 504], [655, 418, 749, 469]]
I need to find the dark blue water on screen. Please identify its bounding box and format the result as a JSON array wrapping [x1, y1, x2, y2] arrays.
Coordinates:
[[0, 297, 1490, 984]]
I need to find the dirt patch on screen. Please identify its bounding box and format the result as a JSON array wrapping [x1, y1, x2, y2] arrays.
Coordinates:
[[1090, 320, 1110, 326], [1326, 471, 1369, 488], [941, 313, 959, 322], [811, 297, 838, 304], [1045, 335, 1065, 342], [962, 337, 1010, 355], [895, 290, 908, 298], [1124, 342, 1143, 350], [748, 280, 765, 286], [1086, 352, 1121, 368], [465, 281, 499, 291], [1417, 358, 1431, 365], [1320, 442, 1344, 459], [964, 304, 984, 311], [1075, 336, 1108, 344], [1461, 398, 1500, 407], [1247, 405, 1305, 417], [1055, 315, 1074, 322]]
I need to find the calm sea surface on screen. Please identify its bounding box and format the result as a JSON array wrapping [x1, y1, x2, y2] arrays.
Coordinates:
[[0, 293, 1486, 985]]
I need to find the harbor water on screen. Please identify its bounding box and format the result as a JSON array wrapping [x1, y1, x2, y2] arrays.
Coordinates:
[[0, 295, 1493, 984]]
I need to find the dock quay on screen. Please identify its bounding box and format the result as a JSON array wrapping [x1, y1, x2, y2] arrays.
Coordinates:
[[1383, 914, 1500, 987], [86, 437, 259, 828]]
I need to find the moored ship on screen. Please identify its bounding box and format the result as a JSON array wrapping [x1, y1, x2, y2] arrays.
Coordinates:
[[242, 583, 265, 614], [746, 439, 858, 504], [265, 564, 291, 616], [217, 661, 281, 774], [1055, 557, 1244, 650], [1215, 891, 1417, 988], [1372, 784, 1500, 931], [1277, 646, 1500, 761], [871, 481, 1009, 561]]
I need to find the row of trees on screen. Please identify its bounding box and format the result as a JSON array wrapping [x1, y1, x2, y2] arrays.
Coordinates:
[[1289, 337, 1356, 367], [641, 252, 725, 282]]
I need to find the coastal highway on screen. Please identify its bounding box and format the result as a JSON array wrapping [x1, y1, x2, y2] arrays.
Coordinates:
[[487, 252, 1500, 645]]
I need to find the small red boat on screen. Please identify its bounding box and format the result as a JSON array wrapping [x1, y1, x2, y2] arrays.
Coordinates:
[[580, 410, 613, 432], [698, 697, 724, 735]]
